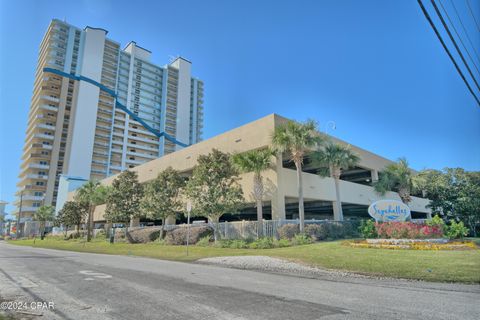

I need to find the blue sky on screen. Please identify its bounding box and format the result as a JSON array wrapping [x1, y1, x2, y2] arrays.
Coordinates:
[[1, 0, 479, 215]]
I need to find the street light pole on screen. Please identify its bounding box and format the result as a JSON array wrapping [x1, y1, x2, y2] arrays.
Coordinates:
[[186, 201, 192, 256], [17, 190, 24, 239], [325, 121, 336, 136]]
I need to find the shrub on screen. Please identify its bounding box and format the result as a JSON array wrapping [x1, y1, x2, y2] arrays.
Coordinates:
[[359, 220, 377, 239], [275, 238, 291, 248], [375, 222, 443, 239], [327, 222, 346, 239], [249, 237, 275, 249], [446, 220, 469, 239], [229, 239, 249, 249], [291, 233, 313, 246], [165, 226, 213, 245], [196, 235, 212, 247], [126, 227, 162, 243], [426, 215, 446, 233], [304, 224, 328, 241], [277, 224, 299, 240]]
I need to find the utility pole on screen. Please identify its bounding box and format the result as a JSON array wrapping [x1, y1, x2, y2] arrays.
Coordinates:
[[186, 201, 192, 256], [17, 190, 24, 238]]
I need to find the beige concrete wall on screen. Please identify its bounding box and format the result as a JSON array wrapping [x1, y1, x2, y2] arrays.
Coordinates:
[[67, 113, 431, 222]]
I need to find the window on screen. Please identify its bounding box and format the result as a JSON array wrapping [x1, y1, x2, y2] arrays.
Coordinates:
[[41, 151, 49, 155], [39, 161, 48, 165], [38, 171, 46, 175], [34, 192, 43, 196], [33, 202, 41, 207], [36, 181, 45, 186]]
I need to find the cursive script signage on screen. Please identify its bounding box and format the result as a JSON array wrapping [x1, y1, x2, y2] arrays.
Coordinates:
[[368, 200, 411, 222]]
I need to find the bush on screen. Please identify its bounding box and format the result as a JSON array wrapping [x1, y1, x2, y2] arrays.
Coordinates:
[[359, 220, 377, 239], [126, 227, 162, 243], [375, 222, 443, 239], [165, 226, 213, 245], [196, 235, 212, 247], [304, 224, 328, 241], [249, 237, 275, 249], [278, 224, 299, 240], [446, 220, 469, 239], [327, 222, 346, 239], [291, 233, 313, 246], [275, 238, 291, 248], [426, 215, 446, 233]]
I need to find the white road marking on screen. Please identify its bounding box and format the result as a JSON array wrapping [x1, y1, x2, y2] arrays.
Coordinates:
[[79, 270, 112, 280]]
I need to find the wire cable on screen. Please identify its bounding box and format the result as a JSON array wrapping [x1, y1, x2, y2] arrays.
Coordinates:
[[431, 0, 480, 92], [449, 0, 480, 65], [439, 0, 480, 76], [466, 0, 480, 32], [417, 0, 480, 107]]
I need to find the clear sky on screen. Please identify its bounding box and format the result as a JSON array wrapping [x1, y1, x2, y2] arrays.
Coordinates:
[[1, 0, 479, 215]]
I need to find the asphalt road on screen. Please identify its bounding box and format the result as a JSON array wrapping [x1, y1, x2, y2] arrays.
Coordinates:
[[0, 241, 479, 320]]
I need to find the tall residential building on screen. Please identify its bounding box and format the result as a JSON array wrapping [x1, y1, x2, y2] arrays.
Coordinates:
[[15, 19, 204, 218]]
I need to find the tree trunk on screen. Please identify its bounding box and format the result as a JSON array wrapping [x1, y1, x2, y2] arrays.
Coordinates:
[[130, 217, 140, 228], [76, 224, 80, 237], [160, 218, 166, 240], [40, 222, 45, 240], [87, 206, 93, 242], [211, 216, 220, 243], [253, 173, 264, 238], [333, 177, 343, 221], [295, 161, 305, 232]]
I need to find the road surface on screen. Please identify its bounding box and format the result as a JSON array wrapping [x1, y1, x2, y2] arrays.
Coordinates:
[[0, 241, 478, 320]]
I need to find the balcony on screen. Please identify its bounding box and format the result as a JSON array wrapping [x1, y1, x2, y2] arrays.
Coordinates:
[[34, 133, 54, 140], [25, 174, 48, 180]]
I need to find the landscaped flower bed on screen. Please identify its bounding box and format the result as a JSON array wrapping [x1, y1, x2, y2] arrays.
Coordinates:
[[344, 239, 478, 250], [354, 216, 474, 250]]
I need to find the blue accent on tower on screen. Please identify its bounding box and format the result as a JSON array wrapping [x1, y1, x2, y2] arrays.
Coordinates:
[[43, 67, 189, 148]]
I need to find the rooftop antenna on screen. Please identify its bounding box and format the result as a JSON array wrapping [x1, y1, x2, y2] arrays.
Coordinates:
[[168, 54, 180, 63]]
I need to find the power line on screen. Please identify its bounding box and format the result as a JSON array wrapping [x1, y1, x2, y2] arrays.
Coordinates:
[[466, 0, 480, 32], [430, 0, 480, 92], [439, 0, 480, 76], [416, 0, 480, 107], [449, 0, 480, 65]]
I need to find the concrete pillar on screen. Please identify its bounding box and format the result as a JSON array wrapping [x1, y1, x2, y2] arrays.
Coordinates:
[[271, 192, 286, 220], [371, 169, 379, 182]]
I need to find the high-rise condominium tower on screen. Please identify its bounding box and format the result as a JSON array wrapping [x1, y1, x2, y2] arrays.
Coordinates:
[[15, 19, 204, 218]]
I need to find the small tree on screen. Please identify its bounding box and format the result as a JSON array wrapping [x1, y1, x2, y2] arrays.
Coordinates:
[[34, 205, 55, 240], [311, 142, 360, 221], [186, 149, 244, 241], [232, 148, 274, 237], [75, 181, 108, 242], [57, 201, 88, 237], [105, 170, 144, 227], [374, 158, 415, 204], [141, 167, 186, 239], [271, 119, 324, 232]]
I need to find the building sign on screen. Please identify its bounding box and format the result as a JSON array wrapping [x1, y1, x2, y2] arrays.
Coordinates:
[[368, 200, 411, 222]]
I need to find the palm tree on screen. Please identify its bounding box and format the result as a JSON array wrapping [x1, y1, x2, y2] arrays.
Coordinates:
[[271, 119, 324, 232], [374, 157, 415, 204], [75, 181, 108, 242], [311, 142, 360, 221], [232, 148, 274, 237], [34, 205, 55, 240]]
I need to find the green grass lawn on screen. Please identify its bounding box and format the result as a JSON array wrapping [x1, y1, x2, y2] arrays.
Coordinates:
[[8, 237, 480, 283]]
